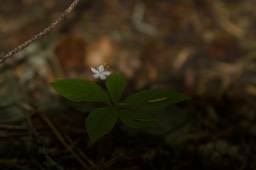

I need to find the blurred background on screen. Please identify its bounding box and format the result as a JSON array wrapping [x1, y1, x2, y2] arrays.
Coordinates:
[[0, 0, 256, 169]]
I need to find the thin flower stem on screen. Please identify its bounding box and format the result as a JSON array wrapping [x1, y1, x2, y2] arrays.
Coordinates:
[[0, 0, 80, 64]]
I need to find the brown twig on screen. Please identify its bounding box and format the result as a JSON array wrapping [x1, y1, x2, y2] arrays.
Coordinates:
[[38, 113, 91, 169], [0, 0, 80, 64]]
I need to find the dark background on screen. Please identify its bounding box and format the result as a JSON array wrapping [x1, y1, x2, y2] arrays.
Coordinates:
[[0, 0, 256, 169]]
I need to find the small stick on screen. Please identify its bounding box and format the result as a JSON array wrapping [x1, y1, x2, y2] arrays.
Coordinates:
[[0, 0, 80, 64]]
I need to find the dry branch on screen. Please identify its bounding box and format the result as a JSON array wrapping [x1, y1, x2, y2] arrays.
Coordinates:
[[0, 0, 80, 64]]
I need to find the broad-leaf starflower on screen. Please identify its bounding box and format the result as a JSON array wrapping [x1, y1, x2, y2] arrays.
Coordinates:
[[91, 65, 111, 80]]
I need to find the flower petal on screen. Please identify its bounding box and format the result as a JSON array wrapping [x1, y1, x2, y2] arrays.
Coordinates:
[[103, 71, 111, 76], [91, 67, 99, 74], [93, 73, 100, 78], [98, 65, 104, 72], [99, 74, 107, 80]]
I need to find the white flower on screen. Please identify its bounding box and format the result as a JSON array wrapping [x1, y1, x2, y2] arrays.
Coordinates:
[[91, 64, 111, 80]]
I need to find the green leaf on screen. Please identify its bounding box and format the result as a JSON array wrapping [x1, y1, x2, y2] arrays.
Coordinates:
[[124, 90, 190, 109], [106, 72, 126, 104], [86, 107, 118, 143], [119, 109, 156, 128], [51, 79, 110, 105]]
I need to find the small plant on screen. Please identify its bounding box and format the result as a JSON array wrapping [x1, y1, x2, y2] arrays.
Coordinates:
[[51, 65, 190, 143]]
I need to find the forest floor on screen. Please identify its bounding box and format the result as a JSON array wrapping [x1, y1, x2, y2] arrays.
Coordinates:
[[0, 0, 256, 169]]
